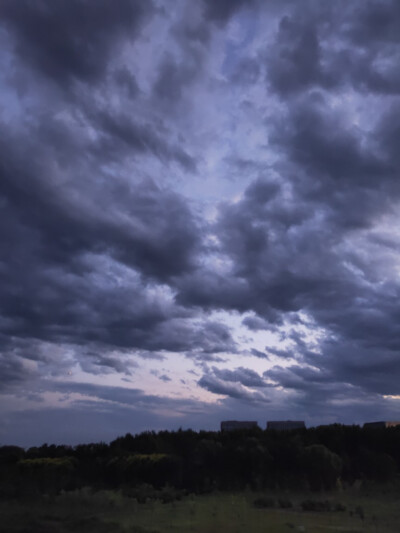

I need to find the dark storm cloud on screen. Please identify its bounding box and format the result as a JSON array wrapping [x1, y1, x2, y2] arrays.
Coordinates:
[[263, 362, 395, 418], [153, 55, 197, 103], [292, 327, 400, 398], [0, 109, 235, 369], [250, 348, 269, 360], [211, 366, 267, 388], [140, 319, 236, 355], [242, 316, 269, 331], [0, 353, 33, 392], [258, 279, 400, 397], [78, 351, 139, 376], [0, 121, 200, 280], [52, 381, 190, 409], [93, 109, 197, 171], [242, 310, 282, 333], [151, 13, 210, 110], [178, 176, 322, 316], [1, 0, 400, 443], [198, 373, 269, 403], [202, 0, 254, 24], [265, 365, 334, 391], [270, 95, 392, 202], [1, 0, 153, 87], [207, 171, 400, 398], [230, 58, 261, 85], [266, 1, 400, 97], [176, 270, 255, 313], [347, 1, 400, 45], [175, 0, 400, 408], [375, 104, 400, 166], [113, 67, 140, 99], [172, 14, 210, 47], [267, 15, 330, 95], [265, 347, 294, 359], [0, 247, 235, 357]]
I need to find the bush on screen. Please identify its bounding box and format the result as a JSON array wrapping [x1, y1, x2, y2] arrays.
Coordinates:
[[106, 453, 180, 488], [278, 498, 293, 508], [355, 505, 364, 520], [17, 457, 77, 494], [253, 497, 275, 508], [301, 499, 331, 512], [334, 502, 346, 512], [159, 485, 181, 503]]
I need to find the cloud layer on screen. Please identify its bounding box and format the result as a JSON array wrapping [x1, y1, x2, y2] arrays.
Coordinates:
[[1, 0, 400, 444]]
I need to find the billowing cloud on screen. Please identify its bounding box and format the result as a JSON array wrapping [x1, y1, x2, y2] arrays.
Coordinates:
[[202, 0, 255, 24], [198, 374, 269, 403], [211, 366, 267, 388], [1, 0, 400, 444], [1, 0, 153, 86]]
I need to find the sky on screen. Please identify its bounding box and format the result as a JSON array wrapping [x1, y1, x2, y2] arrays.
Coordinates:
[[1, 0, 400, 446]]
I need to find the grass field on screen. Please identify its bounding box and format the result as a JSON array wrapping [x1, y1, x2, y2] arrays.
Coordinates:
[[0, 486, 399, 533]]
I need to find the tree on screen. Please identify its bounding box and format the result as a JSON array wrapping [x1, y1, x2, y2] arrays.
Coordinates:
[[303, 444, 342, 490]]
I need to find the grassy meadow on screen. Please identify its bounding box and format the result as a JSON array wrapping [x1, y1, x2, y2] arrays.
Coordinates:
[[1, 486, 399, 533]]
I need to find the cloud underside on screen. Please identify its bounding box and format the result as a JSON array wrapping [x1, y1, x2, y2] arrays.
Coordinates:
[[1, 0, 400, 438]]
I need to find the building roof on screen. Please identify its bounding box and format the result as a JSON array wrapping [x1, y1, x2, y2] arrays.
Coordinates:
[[363, 421, 400, 428]]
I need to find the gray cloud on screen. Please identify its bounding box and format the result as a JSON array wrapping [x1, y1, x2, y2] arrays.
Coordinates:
[[268, 1, 400, 97], [198, 373, 269, 403], [153, 55, 198, 104], [212, 366, 268, 387], [202, 0, 255, 24], [267, 15, 330, 95], [243, 316, 269, 331], [92, 109, 197, 171], [250, 348, 270, 360], [1, 0, 400, 443], [1, 0, 153, 87], [0, 353, 33, 392]]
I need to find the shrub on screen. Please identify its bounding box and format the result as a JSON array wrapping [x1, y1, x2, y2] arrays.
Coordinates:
[[278, 498, 293, 508], [159, 486, 179, 504], [253, 497, 275, 508], [334, 502, 346, 512], [355, 505, 364, 520], [301, 499, 331, 512], [17, 457, 77, 494]]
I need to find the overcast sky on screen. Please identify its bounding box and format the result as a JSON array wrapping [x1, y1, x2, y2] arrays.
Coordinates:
[[1, 0, 400, 446]]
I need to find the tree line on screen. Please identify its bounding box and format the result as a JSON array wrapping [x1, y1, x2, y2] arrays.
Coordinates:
[[1, 424, 399, 497]]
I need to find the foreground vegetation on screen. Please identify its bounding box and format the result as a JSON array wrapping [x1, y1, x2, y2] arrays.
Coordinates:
[[2, 424, 400, 497], [1, 485, 400, 532], [1, 425, 400, 531]]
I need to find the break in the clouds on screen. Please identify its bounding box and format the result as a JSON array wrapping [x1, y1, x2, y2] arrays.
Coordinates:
[[1, 0, 400, 445]]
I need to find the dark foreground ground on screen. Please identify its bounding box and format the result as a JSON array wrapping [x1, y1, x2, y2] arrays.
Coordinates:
[[1, 485, 399, 533]]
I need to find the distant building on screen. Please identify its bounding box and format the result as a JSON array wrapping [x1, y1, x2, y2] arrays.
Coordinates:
[[267, 420, 305, 431], [220, 420, 259, 431], [363, 421, 400, 429]]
